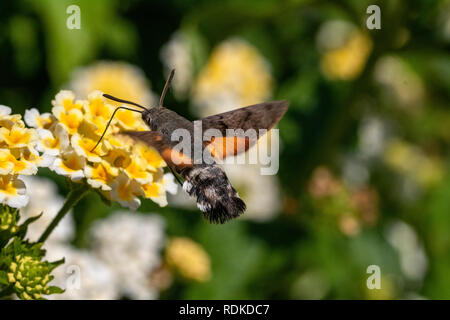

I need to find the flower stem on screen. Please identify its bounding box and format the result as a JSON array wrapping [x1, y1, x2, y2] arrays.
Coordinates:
[[38, 184, 88, 243]]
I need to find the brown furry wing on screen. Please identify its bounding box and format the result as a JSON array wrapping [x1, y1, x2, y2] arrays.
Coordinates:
[[119, 131, 193, 170], [200, 100, 289, 159]]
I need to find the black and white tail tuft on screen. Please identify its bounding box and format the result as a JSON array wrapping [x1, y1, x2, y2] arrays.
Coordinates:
[[182, 165, 246, 223]]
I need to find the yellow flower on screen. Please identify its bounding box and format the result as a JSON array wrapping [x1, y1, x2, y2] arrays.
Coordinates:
[[53, 107, 84, 136], [52, 90, 83, 113], [50, 152, 85, 181], [0, 175, 28, 208], [0, 106, 41, 208], [166, 237, 211, 282], [192, 38, 273, 116], [0, 150, 15, 174], [82, 91, 114, 135], [8, 148, 40, 175], [320, 28, 372, 81], [71, 134, 103, 163], [84, 161, 118, 191], [105, 134, 129, 149], [142, 173, 178, 207], [103, 147, 132, 169], [114, 108, 143, 130], [110, 173, 143, 210], [36, 125, 70, 156], [0, 125, 37, 149], [142, 181, 166, 206], [68, 61, 155, 107], [124, 157, 153, 184], [84, 93, 112, 119], [133, 143, 165, 171]]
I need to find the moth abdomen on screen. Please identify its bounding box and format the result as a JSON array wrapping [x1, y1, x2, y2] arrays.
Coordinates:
[[182, 165, 246, 224]]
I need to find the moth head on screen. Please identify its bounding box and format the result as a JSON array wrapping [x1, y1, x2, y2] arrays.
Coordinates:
[[141, 108, 159, 130], [91, 69, 176, 152]]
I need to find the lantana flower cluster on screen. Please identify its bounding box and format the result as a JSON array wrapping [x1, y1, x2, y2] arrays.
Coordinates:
[[0, 238, 63, 300], [25, 90, 176, 209], [0, 106, 46, 209]]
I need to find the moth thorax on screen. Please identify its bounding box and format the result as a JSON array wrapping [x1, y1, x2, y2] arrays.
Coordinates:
[[142, 108, 158, 130]]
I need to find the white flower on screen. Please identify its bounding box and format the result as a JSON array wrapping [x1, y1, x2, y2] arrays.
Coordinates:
[[46, 245, 119, 300], [162, 173, 178, 195], [19, 176, 74, 244], [358, 116, 389, 159], [91, 211, 165, 299], [24, 108, 54, 129], [0, 105, 12, 116], [316, 20, 355, 52], [160, 31, 194, 98], [223, 163, 281, 222], [385, 220, 428, 282]]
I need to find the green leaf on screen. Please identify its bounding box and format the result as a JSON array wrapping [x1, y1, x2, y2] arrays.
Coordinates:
[[0, 271, 9, 285], [15, 213, 43, 240], [47, 286, 65, 295]]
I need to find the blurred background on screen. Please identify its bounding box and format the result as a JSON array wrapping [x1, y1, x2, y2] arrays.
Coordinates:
[[1, 0, 450, 299]]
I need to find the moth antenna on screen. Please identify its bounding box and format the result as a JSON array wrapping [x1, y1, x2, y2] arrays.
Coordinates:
[[91, 106, 143, 152], [103, 94, 147, 110], [159, 69, 175, 107]]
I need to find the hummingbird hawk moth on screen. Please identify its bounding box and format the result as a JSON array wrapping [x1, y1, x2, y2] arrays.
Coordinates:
[[92, 69, 288, 223]]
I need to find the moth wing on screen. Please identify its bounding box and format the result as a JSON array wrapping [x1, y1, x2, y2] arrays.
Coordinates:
[[200, 100, 288, 159], [119, 131, 193, 170]]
